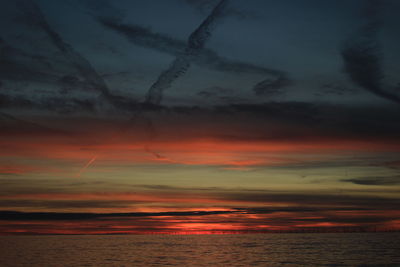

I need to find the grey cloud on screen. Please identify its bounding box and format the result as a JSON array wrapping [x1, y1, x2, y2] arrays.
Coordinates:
[[341, 0, 400, 104]]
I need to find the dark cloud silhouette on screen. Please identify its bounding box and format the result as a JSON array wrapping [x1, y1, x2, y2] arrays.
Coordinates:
[[0, 210, 236, 221], [197, 86, 247, 102], [2, 98, 399, 141], [341, 176, 400, 185], [341, 0, 400, 104], [220, 191, 400, 210], [0, 111, 70, 136], [0, 93, 97, 113], [316, 82, 358, 96], [253, 76, 291, 96]]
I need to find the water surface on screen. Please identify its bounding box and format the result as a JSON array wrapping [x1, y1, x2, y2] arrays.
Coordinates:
[[0, 233, 399, 266]]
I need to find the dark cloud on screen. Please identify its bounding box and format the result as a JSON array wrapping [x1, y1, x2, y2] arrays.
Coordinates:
[[380, 161, 400, 170], [317, 82, 358, 96], [341, 176, 400, 185], [253, 76, 291, 96], [16, 0, 120, 107], [197, 86, 247, 102], [0, 36, 111, 102], [2, 99, 399, 142], [235, 206, 366, 214], [0, 111, 69, 136], [0, 200, 134, 210], [0, 93, 96, 114], [341, 0, 400, 104], [198, 86, 233, 97], [0, 206, 397, 234], [0, 210, 236, 221], [218, 191, 400, 210]]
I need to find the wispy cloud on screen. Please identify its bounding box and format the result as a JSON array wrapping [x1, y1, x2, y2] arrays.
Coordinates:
[[341, 0, 400, 104], [16, 0, 118, 108]]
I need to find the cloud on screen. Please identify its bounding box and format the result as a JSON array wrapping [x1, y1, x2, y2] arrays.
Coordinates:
[[0, 163, 59, 176], [2, 101, 400, 142], [380, 161, 400, 170], [0, 37, 61, 84], [316, 82, 358, 96], [1, 186, 399, 233], [197, 86, 247, 103], [340, 0, 400, 104], [0, 93, 96, 114], [16, 0, 121, 108], [0, 210, 236, 221], [143, 0, 229, 105], [1, 205, 398, 234], [253, 76, 291, 96], [97, 18, 289, 99], [219, 191, 400, 210], [341, 176, 400, 185], [0, 111, 69, 136]]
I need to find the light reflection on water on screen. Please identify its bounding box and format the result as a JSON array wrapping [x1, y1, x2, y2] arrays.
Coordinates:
[[0, 233, 399, 266]]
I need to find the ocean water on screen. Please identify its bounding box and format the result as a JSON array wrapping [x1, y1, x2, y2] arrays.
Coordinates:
[[0, 233, 399, 266]]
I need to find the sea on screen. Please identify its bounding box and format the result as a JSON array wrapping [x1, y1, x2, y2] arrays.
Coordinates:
[[0, 233, 399, 266]]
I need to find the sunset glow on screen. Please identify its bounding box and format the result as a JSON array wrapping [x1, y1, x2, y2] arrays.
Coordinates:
[[1, 0, 400, 236]]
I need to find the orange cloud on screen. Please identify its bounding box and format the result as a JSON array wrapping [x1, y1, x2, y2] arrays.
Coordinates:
[[2, 137, 399, 174], [0, 164, 58, 175]]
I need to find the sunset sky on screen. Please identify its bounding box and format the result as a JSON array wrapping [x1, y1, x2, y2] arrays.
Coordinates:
[[0, 0, 400, 234]]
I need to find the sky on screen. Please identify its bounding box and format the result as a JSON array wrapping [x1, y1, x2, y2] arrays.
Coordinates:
[[0, 0, 399, 234]]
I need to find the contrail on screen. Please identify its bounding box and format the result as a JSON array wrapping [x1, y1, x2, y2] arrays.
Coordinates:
[[21, 0, 229, 176], [98, 13, 288, 96], [138, 0, 231, 160], [72, 115, 165, 178], [341, 0, 400, 104], [75, 156, 97, 178], [145, 0, 229, 105], [97, 19, 286, 78], [17, 0, 116, 108], [98, 17, 286, 76]]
